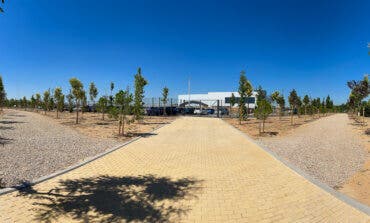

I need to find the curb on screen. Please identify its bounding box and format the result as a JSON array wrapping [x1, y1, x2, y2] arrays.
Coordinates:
[[0, 121, 170, 196], [221, 118, 370, 216]]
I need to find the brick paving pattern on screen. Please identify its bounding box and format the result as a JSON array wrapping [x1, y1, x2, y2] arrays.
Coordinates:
[[0, 117, 369, 222]]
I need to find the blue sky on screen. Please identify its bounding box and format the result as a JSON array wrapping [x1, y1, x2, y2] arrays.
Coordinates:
[[0, 0, 369, 104]]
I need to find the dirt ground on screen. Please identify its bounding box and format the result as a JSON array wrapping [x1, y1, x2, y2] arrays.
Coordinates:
[[339, 115, 370, 206], [26, 109, 176, 142], [223, 114, 328, 139]]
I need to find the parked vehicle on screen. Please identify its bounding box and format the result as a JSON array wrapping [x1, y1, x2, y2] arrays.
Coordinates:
[[216, 107, 229, 115], [206, 108, 215, 115]]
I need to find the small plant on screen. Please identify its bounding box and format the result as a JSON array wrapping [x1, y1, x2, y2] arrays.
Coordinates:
[[109, 89, 133, 135], [133, 68, 148, 121], [238, 70, 252, 124], [54, 87, 64, 119], [97, 96, 109, 120], [255, 99, 273, 134], [69, 78, 85, 124], [43, 89, 51, 115], [89, 82, 98, 110]]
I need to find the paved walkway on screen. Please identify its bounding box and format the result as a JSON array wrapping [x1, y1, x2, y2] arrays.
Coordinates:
[[0, 117, 369, 222]]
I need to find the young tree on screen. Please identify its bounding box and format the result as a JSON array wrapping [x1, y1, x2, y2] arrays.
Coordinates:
[[303, 95, 310, 117], [43, 89, 51, 115], [54, 87, 64, 119], [30, 95, 36, 111], [271, 91, 285, 118], [97, 96, 108, 120], [81, 90, 87, 115], [230, 93, 236, 107], [162, 87, 169, 116], [69, 78, 84, 124], [133, 68, 148, 121], [276, 95, 285, 119], [254, 99, 273, 134], [35, 93, 41, 112], [89, 82, 98, 109], [109, 82, 115, 106], [238, 71, 248, 124], [245, 80, 253, 119], [256, 85, 267, 102], [110, 90, 133, 135], [0, 75, 6, 112], [66, 91, 74, 113], [325, 95, 333, 112], [288, 89, 299, 125], [347, 75, 369, 116], [22, 96, 28, 110]]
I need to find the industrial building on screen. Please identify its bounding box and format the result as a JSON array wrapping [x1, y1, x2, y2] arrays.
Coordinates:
[[177, 91, 258, 109]]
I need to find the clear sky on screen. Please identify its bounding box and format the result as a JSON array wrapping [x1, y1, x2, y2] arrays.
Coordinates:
[[0, 0, 369, 104]]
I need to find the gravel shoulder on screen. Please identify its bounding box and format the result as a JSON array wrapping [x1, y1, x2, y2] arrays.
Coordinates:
[[258, 113, 367, 188], [0, 109, 120, 187]]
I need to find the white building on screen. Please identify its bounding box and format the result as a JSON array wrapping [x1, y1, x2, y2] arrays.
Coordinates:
[[178, 91, 258, 109]]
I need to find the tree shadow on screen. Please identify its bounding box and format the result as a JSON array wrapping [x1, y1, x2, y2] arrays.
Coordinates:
[[125, 132, 158, 138], [0, 120, 25, 124], [17, 175, 202, 222], [0, 136, 13, 145], [0, 126, 15, 130]]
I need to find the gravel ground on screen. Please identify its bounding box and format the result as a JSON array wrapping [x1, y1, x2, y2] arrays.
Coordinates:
[[0, 109, 120, 187], [258, 114, 367, 188]]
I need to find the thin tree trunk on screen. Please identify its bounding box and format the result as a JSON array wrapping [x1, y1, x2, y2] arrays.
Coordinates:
[[246, 103, 249, 120], [259, 120, 261, 135], [290, 106, 294, 125], [102, 111, 105, 120], [121, 117, 125, 136], [76, 103, 79, 124], [56, 109, 59, 119], [263, 119, 265, 132]]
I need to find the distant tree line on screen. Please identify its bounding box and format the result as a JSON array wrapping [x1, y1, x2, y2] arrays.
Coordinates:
[[236, 70, 341, 134], [2, 68, 171, 136]]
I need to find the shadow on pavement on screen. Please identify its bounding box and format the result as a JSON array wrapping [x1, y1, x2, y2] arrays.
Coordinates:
[[17, 175, 202, 222]]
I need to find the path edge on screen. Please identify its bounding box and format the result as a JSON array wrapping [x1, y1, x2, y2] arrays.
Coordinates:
[[0, 121, 170, 196], [221, 118, 370, 216]]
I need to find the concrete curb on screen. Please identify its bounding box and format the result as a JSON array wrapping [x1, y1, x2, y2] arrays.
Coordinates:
[[221, 118, 370, 216], [0, 121, 170, 196]]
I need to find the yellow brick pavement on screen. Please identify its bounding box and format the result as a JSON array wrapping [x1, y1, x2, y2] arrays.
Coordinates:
[[0, 117, 369, 222]]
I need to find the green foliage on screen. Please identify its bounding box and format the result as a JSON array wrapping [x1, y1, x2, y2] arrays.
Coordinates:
[[347, 75, 369, 112], [271, 91, 285, 117], [43, 89, 51, 112], [69, 78, 84, 123], [35, 93, 41, 110], [30, 95, 36, 109], [66, 91, 74, 113], [133, 68, 148, 121], [89, 82, 98, 104], [97, 96, 109, 120], [255, 99, 273, 133], [109, 82, 115, 106], [109, 90, 133, 135], [54, 87, 64, 117], [162, 87, 169, 115], [303, 95, 310, 106], [255, 99, 273, 120], [238, 70, 252, 122], [230, 93, 236, 106], [256, 85, 266, 102], [288, 89, 300, 109]]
